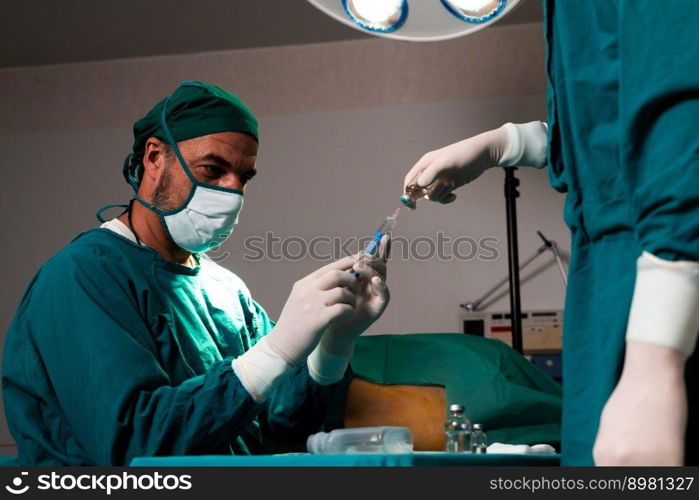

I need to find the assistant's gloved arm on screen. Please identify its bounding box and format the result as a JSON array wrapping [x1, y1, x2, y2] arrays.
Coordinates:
[[403, 121, 548, 204], [232, 255, 360, 401], [595, 255, 699, 466], [498, 121, 549, 168], [626, 253, 699, 356]]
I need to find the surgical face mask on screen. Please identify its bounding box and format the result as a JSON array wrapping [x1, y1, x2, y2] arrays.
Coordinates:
[[134, 83, 245, 254], [137, 172, 244, 254]]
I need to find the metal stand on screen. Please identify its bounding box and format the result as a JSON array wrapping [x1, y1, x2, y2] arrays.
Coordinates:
[[461, 230, 567, 313], [460, 170, 568, 355], [505, 168, 524, 354]]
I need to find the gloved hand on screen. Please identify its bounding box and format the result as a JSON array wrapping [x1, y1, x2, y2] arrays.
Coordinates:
[[308, 236, 390, 384], [325, 235, 390, 356], [232, 255, 360, 402], [265, 255, 361, 365], [403, 121, 547, 205], [593, 341, 687, 465], [403, 127, 509, 204]]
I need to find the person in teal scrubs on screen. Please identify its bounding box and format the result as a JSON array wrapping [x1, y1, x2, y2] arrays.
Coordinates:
[[402, 1, 699, 465], [2, 81, 390, 466]]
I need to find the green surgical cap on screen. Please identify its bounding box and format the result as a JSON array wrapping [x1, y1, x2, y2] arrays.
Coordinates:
[[123, 81, 259, 191]]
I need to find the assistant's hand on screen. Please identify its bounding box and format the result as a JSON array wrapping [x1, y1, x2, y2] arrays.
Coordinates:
[[264, 255, 360, 366], [593, 341, 687, 466], [403, 127, 510, 204], [320, 235, 391, 358]]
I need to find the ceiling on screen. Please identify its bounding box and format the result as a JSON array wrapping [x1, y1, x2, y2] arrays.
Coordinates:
[[0, 0, 542, 69]]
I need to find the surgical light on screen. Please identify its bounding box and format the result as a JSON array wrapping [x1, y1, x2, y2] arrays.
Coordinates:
[[343, 0, 407, 33], [307, 0, 523, 41], [441, 0, 506, 23]]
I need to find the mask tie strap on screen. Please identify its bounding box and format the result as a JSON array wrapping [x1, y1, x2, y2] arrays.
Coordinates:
[[133, 194, 160, 213], [159, 86, 199, 187], [96, 204, 129, 223]]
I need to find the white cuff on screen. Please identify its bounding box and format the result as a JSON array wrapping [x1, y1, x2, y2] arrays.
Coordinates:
[[232, 336, 294, 403], [307, 342, 353, 386], [497, 121, 548, 168], [626, 251, 699, 357]]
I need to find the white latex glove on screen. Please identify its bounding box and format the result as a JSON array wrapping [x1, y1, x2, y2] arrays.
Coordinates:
[[265, 255, 361, 365], [325, 236, 390, 355], [593, 341, 687, 466], [232, 255, 360, 401], [308, 236, 390, 384], [402, 121, 547, 205]]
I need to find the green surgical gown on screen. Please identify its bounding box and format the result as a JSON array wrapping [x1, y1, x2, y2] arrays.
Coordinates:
[[2, 228, 350, 466], [544, 0, 699, 465]]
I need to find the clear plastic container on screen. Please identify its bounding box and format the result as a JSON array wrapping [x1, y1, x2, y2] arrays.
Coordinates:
[[307, 426, 414, 454]]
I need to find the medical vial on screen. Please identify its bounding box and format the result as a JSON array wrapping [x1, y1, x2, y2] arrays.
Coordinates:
[[399, 183, 429, 210], [471, 423, 487, 453], [444, 404, 472, 452]]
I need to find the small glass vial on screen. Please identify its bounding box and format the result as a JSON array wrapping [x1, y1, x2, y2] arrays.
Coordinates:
[[471, 423, 487, 453], [307, 426, 413, 454], [399, 183, 429, 210], [444, 404, 472, 453]]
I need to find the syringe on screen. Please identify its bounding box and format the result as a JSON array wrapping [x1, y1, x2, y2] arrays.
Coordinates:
[[349, 207, 401, 279]]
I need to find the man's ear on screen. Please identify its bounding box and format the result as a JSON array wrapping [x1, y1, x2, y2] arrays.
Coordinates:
[[142, 137, 168, 182]]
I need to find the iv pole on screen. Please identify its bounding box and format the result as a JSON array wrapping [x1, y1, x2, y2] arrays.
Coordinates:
[[461, 170, 568, 355], [505, 168, 524, 354]]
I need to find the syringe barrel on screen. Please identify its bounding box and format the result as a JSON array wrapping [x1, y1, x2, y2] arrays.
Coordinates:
[[363, 231, 384, 256], [349, 215, 396, 279]]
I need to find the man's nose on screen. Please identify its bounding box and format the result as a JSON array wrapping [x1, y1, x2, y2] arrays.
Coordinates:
[[221, 173, 244, 191]]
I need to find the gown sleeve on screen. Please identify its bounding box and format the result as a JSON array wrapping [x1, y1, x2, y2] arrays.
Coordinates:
[[618, 0, 699, 262], [22, 249, 264, 465], [617, 1, 699, 355], [249, 300, 353, 453]]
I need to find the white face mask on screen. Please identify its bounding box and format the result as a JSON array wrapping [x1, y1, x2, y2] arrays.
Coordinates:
[[133, 154, 245, 254], [159, 184, 244, 253]]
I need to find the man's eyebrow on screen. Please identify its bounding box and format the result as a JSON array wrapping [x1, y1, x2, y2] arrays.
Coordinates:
[[196, 153, 234, 169]]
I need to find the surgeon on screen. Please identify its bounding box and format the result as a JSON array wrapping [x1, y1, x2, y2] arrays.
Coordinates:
[[402, 2, 698, 466], [2, 81, 390, 466]]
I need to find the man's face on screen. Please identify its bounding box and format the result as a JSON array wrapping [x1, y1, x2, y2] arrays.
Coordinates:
[[152, 131, 258, 211]]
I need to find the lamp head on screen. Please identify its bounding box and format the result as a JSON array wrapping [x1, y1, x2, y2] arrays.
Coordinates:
[[307, 0, 523, 42]]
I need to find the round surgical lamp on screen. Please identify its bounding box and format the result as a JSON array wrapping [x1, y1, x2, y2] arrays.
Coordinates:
[[307, 0, 523, 42]]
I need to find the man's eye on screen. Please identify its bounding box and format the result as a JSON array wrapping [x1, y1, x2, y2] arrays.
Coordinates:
[[203, 166, 224, 177]]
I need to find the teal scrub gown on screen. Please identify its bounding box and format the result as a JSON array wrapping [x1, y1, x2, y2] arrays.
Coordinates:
[[544, 0, 699, 465], [2, 228, 350, 466]]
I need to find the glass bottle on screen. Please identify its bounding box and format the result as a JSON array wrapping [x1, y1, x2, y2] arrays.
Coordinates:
[[471, 423, 487, 453], [444, 404, 472, 452], [399, 183, 429, 210]]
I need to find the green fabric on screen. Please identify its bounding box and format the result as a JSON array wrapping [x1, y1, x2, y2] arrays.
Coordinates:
[[2, 228, 349, 466], [124, 81, 259, 191], [0, 454, 18, 467], [350, 334, 562, 447], [543, 0, 699, 465], [130, 452, 560, 467]]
